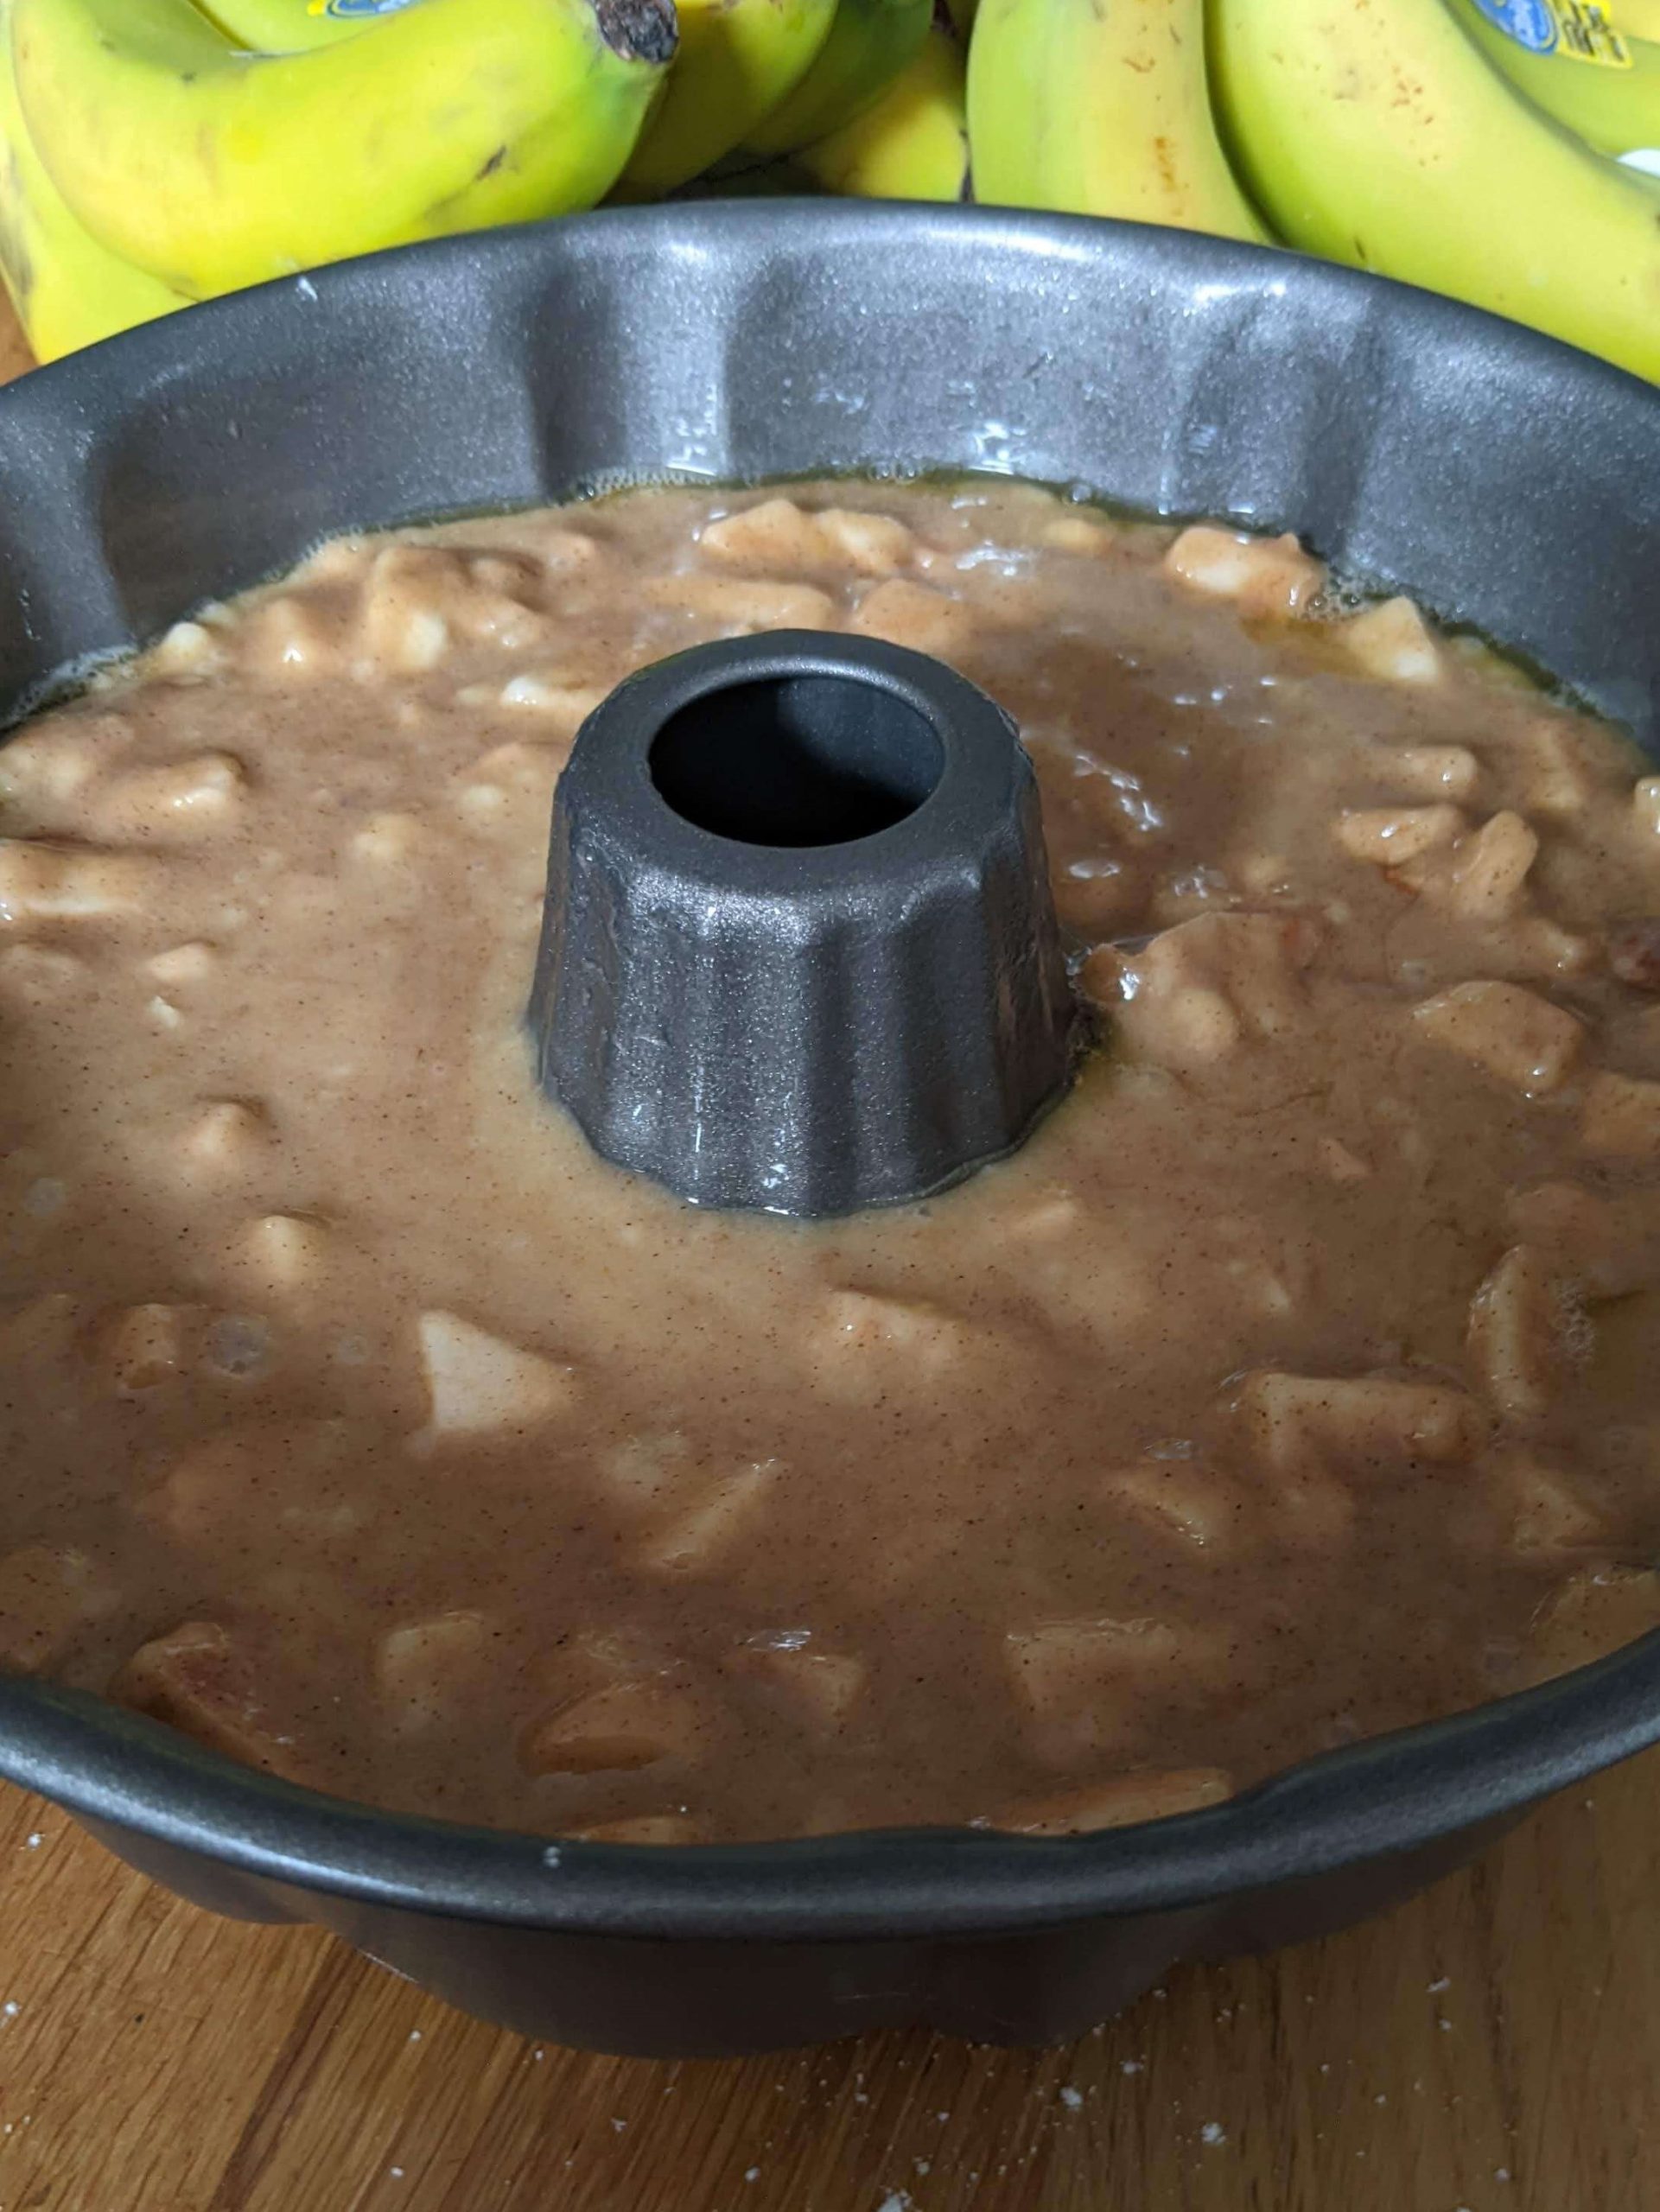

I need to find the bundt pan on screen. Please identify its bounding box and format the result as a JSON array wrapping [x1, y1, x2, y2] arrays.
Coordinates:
[[0, 203, 1657, 2056]]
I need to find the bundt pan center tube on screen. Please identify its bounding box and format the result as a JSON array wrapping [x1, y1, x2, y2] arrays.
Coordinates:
[[529, 629, 1077, 1214], [0, 202, 1655, 2055]]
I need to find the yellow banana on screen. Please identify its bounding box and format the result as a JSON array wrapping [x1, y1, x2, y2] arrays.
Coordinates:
[[13, 0, 675, 297], [1208, 0, 1660, 384], [744, 0, 934, 157], [1447, 0, 1660, 163], [967, 0, 1269, 244], [0, 6, 189, 359], [797, 21, 967, 197], [616, 0, 836, 196]]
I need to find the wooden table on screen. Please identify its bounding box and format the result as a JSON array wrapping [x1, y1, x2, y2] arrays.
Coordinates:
[[0, 303, 1656, 2212]]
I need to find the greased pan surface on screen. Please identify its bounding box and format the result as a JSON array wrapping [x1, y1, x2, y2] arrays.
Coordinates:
[[0, 203, 1655, 2053]]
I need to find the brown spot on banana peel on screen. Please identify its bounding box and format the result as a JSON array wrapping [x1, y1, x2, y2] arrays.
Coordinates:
[[476, 145, 507, 181], [599, 0, 677, 64]]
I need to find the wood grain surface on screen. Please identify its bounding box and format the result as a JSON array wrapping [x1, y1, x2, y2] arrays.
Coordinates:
[[0, 301, 1655, 2212], [3, 1760, 1658, 2211]]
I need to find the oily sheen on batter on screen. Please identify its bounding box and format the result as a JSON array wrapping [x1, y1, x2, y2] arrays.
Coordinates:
[[0, 480, 1657, 1845]]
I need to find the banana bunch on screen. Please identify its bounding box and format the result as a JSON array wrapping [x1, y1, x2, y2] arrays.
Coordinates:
[[2, 0, 1657, 389], [967, 0, 1660, 381], [1206, 0, 1660, 382], [0, 0, 962, 357]]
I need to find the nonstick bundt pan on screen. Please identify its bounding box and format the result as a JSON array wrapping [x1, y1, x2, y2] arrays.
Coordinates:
[[0, 203, 1657, 2056]]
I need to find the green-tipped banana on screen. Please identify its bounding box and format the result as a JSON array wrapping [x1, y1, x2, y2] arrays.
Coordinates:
[[744, 0, 933, 158], [1447, 0, 1660, 165], [616, 0, 836, 196], [0, 3, 189, 359], [13, 0, 675, 297], [797, 20, 967, 197], [968, 0, 1269, 242], [1209, 0, 1660, 384]]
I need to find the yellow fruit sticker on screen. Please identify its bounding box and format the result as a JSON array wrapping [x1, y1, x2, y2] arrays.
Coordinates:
[[1471, 0, 1633, 63]]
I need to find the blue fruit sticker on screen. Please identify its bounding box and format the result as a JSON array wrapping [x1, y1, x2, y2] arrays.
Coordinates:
[[324, 0, 420, 16], [1470, 0, 1560, 47], [1470, 0, 1633, 60]]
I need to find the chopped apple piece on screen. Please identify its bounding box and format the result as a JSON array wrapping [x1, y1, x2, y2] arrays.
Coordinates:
[[1236, 1369, 1483, 1476], [111, 1618, 313, 1779], [415, 1311, 576, 1440], [179, 1100, 272, 1184], [1580, 1071, 1660, 1157], [599, 1432, 693, 1512], [1389, 746, 1481, 803], [149, 620, 227, 678], [1507, 1182, 1660, 1298], [701, 499, 914, 578], [1339, 596, 1442, 684], [647, 574, 838, 632], [492, 675, 608, 725], [1334, 804, 1466, 867], [1447, 811, 1539, 921], [520, 1675, 718, 1776], [849, 578, 970, 653], [809, 1291, 976, 1401], [146, 940, 216, 987], [700, 499, 830, 571], [238, 1214, 331, 1294], [239, 594, 339, 679], [1040, 515, 1117, 556], [0, 710, 131, 809], [732, 1639, 866, 1731], [1112, 912, 1320, 1077], [355, 546, 464, 673], [1489, 1453, 1604, 1558], [348, 811, 435, 870], [1466, 1245, 1583, 1421], [1102, 1461, 1250, 1554], [104, 1301, 193, 1392], [90, 753, 247, 842], [375, 1610, 495, 1733], [817, 508, 913, 575], [1005, 1615, 1186, 1764], [1411, 980, 1582, 1094], [1163, 526, 1324, 619], [0, 841, 156, 923], [641, 1459, 780, 1576]]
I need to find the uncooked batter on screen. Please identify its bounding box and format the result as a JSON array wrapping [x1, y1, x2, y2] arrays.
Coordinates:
[[0, 480, 1656, 1843]]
